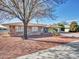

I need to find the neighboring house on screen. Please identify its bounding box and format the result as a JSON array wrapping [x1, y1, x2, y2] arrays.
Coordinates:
[[49, 24, 61, 33], [57, 24, 70, 32], [64, 25, 70, 32], [0, 24, 7, 29], [0, 24, 8, 33], [0, 24, 9, 36], [58, 25, 70, 33]]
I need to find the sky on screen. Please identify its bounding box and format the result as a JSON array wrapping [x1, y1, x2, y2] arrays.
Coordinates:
[[55, 0, 79, 23], [1, 0, 79, 25], [36, 0, 79, 24]]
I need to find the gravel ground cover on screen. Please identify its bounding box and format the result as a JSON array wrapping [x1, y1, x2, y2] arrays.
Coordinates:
[[0, 36, 79, 59]]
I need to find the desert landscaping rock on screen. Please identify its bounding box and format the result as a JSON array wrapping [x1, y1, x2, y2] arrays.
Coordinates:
[[0, 36, 79, 59], [17, 41, 79, 59]]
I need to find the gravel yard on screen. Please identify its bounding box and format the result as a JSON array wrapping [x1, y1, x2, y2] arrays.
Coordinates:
[[0, 36, 79, 59]]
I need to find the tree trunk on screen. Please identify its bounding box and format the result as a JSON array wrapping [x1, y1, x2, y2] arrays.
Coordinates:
[[23, 22, 28, 39]]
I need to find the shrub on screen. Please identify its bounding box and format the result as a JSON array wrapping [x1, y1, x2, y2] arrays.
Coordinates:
[[69, 21, 78, 32], [53, 30, 60, 36]]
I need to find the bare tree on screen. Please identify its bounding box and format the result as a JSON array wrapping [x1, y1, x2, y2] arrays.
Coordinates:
[[0, 0, 65, 39]]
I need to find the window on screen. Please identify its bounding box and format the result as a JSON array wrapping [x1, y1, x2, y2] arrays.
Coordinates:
[[32, 27, 38, 32], [16, 26, 24, 32]]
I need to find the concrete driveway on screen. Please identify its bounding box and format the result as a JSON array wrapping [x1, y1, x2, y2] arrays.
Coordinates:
[[17, 41, 79, 59], [61, 33, 79, 38]]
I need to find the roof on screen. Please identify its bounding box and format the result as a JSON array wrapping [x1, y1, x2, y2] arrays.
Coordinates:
[[0, 24, 7, 29], [2, 18, 50, 27], [1, 18, 22, 24], [3, 22, 48, 27]]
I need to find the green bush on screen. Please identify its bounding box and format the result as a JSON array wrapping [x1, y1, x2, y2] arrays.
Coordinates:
[[53, 30, 60, 36], [48, 28, 60, 36]]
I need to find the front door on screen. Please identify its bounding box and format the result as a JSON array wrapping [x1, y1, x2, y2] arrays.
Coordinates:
[[9, 25, 16, 34], [44, 27, 48, 33]]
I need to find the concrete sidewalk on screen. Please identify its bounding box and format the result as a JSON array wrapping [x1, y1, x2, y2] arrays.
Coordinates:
[[17, 41, 79, 59]]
